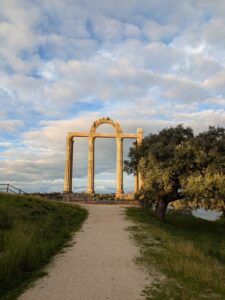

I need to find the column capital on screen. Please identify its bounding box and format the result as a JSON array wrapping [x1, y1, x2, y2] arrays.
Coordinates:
[[88, 135, 95, 141], [116, 136, 123, 141], [137, 128, 144, 134], [66, 135, 73, 142]]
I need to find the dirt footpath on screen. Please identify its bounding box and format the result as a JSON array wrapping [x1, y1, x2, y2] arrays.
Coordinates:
[[20, 205, 148, 300]]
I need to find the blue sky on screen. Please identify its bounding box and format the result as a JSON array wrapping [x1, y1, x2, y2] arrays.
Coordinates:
[[0, 0, 225, 192]]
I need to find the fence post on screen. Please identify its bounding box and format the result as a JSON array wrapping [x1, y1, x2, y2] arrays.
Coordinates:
[[7, 184, 9, 193]]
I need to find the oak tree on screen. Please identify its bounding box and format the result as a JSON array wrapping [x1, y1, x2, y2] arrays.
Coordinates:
[[125, 125, 225, 221]]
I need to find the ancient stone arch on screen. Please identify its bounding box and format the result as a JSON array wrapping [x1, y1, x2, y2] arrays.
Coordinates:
[[90, 117, 122, 134], [63, 117, 143, 199]]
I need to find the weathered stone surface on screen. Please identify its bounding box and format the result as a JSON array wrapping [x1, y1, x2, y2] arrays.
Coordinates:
[[87, 136, 95, 193], [64, 193, 95, 202], [63, 137, 73, 193], [63, 117, 143, 200], [63, 192, 138, 205]]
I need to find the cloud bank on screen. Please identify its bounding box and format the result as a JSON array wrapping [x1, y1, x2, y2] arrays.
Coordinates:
[[0, 0, 225, 192]]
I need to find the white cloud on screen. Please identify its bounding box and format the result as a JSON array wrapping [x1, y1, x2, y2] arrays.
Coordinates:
[[204, 70, 225, 94], [143, 20, 178, 42], [0, 119, 24, 131], [0, 0, 225, 192]]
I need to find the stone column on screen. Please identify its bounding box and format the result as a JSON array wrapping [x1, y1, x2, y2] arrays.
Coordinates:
[[63, 136, 73, 193], [134, 174, 138, 194], [87, 136, 95, 194], [137, 128, 144, 189], [134, 142, 138, 193], [116, 136, 123, 197]]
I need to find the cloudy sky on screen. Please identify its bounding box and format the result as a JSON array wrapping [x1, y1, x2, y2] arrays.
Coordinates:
[[1, 0, 225, 193]]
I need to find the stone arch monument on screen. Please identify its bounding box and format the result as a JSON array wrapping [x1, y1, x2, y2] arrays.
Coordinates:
[[63, 117, 143, 200]]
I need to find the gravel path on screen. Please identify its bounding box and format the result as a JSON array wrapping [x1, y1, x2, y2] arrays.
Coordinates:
[[20, 204, 148, 300]]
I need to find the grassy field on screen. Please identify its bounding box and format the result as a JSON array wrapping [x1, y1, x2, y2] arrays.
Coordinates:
[[0, 193, 87, 299], [126, 207, 225, 300]]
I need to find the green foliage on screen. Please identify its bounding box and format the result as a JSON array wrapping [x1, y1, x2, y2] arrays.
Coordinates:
[[127, 207, 225, 299], [125, 124, 193, 175], [125, 125, 225, 217], [0, 193, 87, 299], [177, 126, 225, 212], [183, 172, 225, 211]]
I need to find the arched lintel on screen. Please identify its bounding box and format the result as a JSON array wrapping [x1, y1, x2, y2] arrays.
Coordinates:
[[90, 117, 122, 134]]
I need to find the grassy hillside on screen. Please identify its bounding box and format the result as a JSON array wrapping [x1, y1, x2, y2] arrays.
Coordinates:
[[126, 208, 225, 300], [0, 193, 87, 299]]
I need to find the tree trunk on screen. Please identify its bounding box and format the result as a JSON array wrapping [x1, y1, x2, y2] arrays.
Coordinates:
[[155, 198, 169, 222]]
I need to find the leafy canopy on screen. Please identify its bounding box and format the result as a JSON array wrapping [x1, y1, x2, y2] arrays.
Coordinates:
[[125, 125, 225, 213]]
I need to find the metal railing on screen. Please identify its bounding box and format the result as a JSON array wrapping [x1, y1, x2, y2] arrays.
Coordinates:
[[0, 184, 27, 195]]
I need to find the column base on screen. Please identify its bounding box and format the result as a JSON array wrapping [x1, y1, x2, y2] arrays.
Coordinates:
[[64, 192, 95, 202], [116, 191, 124, 199], [86, 191, 95, 195]]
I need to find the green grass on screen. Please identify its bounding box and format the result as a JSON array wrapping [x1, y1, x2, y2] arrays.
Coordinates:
[[0, 193, 87, 299], [126, 207, 225, 300]]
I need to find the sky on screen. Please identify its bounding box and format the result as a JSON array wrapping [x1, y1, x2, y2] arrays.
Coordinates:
[[1, 0, 225, 193]]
